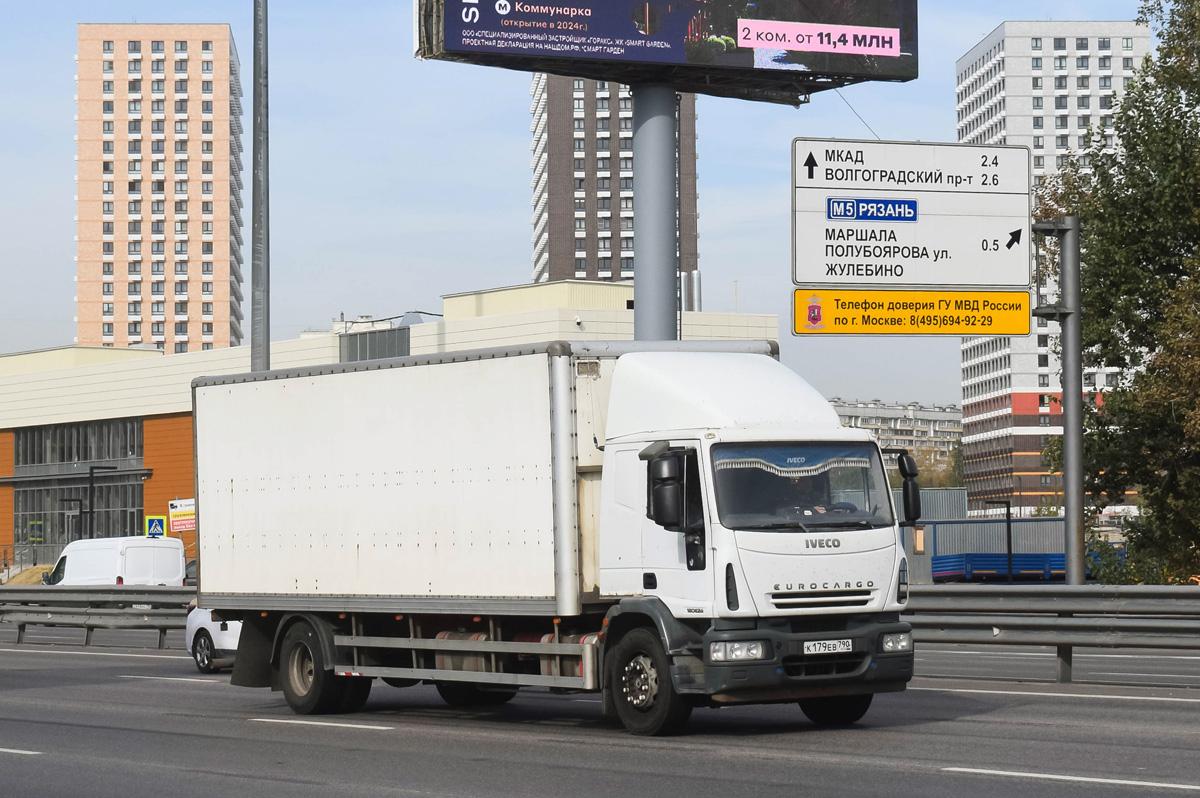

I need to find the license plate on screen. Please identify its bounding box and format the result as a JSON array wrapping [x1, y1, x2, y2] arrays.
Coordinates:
[[804, 638, 853, 655]]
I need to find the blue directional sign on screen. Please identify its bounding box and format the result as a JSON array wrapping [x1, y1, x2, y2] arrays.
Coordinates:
[[826, 197, 918, 222], [145, 516, 166, 537]]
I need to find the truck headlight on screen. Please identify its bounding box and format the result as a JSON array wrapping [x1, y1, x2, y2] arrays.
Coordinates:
[[710, 640, 769, 662], [880, 632, 912, 653]]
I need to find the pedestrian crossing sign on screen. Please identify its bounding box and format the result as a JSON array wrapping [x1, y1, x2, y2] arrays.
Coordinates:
[[145, 516, 167, 537]]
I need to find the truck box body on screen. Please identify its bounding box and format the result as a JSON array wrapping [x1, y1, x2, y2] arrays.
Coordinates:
[[192, 341, 915, 734]]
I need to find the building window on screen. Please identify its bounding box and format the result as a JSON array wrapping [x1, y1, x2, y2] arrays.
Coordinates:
[[1099, 56, 1111, 70], [620, 258, 634, 271], [1033, 117, 1043, 129], [1122, 57, 1134, 70], [201, 61, 212, 73], [202, 40, 212, 52], [1077, 56, 1089, 69], [1031, 37, 1042, 50], [1033, 156, 1044, 169], [1078, 115, 1090, 129], [128, 61, 141, 74], [1032, 77, 1042, 90], [1054, 76, 1067, 89], [175, 343, 188, 353], [1031, 57, 1042, 69], [1038, 354, 1049, 368], [103, 60, 114, 74], [1033, 136, 1044, 149], [152, 61, 164, 74], [1053, 37, 1066, 51], [1122, 37, 1133, 51]]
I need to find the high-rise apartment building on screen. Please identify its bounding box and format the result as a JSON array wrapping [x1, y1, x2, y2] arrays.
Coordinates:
[[955, 21, 1150, 516], [76, 24, 244, 352], [529, 74, 698, 283]]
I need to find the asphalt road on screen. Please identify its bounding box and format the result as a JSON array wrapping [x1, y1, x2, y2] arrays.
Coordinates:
[[1, 627, 1198, 797]]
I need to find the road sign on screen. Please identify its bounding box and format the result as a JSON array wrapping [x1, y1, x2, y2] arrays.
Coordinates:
[[793, 138, 1031, 289], [145, 516, 167, 537], [794, 289, 1031, 336], [168, 499, 195, 534]]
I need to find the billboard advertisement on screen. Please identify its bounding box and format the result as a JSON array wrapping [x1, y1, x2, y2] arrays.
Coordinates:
[[418, 1, 918, 104]]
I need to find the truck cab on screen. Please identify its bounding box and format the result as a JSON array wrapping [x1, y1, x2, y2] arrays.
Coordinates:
[[596, 352, 915, 730]]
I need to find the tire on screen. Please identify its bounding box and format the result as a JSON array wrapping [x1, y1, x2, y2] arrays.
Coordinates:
[[279, 621, 342, 715], [799, 694, 873, 726], [609, 628, 692, 736], [191, 630, 217, 674], [435, 682, 518, 707], [334, 677, 373, 714]]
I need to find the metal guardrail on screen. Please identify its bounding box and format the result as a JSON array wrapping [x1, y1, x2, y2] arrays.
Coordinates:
[[0, 586, 195, 649], [907, 584, 1200, 682]]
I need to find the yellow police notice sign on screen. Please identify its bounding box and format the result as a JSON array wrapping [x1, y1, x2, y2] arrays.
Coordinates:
[[794, 289, 1030, 336]]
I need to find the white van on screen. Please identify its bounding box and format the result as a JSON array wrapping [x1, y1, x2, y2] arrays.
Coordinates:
[[42, 536, 186, 586]]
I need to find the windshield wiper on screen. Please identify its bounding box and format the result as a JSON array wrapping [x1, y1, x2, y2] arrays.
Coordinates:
[[743, 521, 813, 533]]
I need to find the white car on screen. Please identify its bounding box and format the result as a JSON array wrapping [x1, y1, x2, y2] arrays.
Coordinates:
[[185, 604, 242, 673]]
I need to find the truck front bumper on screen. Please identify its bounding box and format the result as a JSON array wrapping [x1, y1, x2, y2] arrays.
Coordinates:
[[672, 613, 914, 704]]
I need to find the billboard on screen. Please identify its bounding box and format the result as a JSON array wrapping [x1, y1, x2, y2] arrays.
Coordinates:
[[417, 0, 918, 105]]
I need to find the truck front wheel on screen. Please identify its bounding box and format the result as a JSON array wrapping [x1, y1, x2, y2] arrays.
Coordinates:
[[609, 628, 692, 736], [280, 621, 342, 715], [799, 694, 873, 726]]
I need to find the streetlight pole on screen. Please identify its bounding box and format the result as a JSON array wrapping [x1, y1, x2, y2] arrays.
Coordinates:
[[87, 465, 118, 539]]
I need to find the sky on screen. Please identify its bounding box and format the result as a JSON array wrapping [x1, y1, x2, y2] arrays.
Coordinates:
[[0, 0, 1145, 405]]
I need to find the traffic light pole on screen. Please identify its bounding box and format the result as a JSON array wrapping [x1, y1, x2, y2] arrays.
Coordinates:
[[1033, 215, 1082, 684]]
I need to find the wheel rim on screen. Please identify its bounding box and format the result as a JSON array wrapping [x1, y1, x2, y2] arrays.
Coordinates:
[[288, 640, 315, 697], [622, 653, 658, 711], [194, 634, 212, 668]]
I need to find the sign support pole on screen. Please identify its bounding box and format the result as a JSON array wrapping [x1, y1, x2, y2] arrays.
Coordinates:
[[632, 83, 678, 341]]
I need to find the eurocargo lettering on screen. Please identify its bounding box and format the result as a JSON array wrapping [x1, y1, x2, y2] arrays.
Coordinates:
[[192, 341, 920, 735]]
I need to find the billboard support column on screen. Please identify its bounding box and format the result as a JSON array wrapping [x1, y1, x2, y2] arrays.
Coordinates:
[[632, 83, 678, 341]]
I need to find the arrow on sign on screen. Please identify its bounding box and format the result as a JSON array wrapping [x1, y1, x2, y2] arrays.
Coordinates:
[[803, 152, 818, 179], [1005, 229, 1022, 250]]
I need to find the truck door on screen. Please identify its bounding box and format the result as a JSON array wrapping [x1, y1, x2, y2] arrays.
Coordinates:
[[641, 443, 713, 614]]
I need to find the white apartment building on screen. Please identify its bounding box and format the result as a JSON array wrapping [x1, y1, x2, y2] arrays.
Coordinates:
[[827, 399, 962, 464], [955, 21, 1151, 516]]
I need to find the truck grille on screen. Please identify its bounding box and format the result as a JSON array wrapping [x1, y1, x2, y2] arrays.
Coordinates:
[[770, 589, 874, 611], [782, 652, 866, 678]]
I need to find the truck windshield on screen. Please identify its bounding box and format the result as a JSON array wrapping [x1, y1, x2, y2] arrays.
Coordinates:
[[711, 442, 895, 531]]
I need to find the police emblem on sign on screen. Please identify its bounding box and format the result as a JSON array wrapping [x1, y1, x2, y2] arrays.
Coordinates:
[[805, 295, 825, 330]]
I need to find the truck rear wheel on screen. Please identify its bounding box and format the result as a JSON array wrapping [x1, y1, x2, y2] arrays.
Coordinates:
[[799, 694, 873, 726], [280, 621, 342, 715], [435, 682, 518, 707], [609, 628, 692, 736]]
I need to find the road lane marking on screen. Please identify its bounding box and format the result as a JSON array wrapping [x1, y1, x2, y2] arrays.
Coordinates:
[[0, 647, 187, 660], [1088, 672, 1200, 680], [119, 675, 222, 684], [944, 767, 1200, 791], [0, 747, 43, 756], [911, 686, 1200, 703], [249, 718, 395, 731], [921, 649, 1200, 661]]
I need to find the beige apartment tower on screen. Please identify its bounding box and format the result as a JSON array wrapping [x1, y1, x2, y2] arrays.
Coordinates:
[[76, 24, 244, 352]]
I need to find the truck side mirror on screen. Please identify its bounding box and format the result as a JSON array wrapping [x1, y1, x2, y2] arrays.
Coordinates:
[[898, 454, 919, 480], [902, 479, 921, 526], [41, 572, 50, 585], [646, 453, 684, 530]]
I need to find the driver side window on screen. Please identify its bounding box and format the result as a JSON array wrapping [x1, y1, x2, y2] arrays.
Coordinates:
[[48, 556, 67, 585]]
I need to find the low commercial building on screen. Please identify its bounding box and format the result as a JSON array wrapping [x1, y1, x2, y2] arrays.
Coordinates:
[[0, 281, 774, 570], [827, 398, 963, 464]]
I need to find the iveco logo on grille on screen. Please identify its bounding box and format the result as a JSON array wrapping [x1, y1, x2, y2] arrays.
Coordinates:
[[805, 538, 841, 549]]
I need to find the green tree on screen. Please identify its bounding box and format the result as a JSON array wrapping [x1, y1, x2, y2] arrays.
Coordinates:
[[1039, 1, 1200, 581]]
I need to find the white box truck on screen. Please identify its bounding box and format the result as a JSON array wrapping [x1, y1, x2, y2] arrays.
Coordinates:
[[193, 341, 919, 735]]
